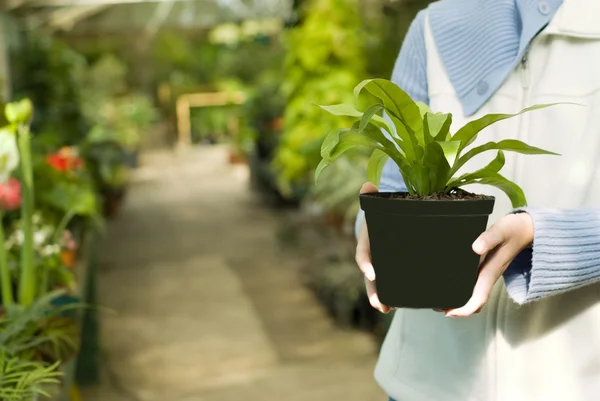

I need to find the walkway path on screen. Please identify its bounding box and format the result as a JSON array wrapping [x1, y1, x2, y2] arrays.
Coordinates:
[[80, 145, 385, 401]]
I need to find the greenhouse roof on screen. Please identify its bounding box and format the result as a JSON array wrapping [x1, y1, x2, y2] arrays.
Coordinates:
[[3, 0, 292, 33]]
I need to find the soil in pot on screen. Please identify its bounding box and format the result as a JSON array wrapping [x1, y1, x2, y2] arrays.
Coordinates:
[[359, 189, 494, 310]]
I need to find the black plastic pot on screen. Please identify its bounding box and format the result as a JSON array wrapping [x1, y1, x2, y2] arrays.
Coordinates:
[[359, 192, 495, 309]]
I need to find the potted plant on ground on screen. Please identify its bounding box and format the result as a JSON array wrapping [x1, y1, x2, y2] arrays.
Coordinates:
[[316, 78, 562, 309]]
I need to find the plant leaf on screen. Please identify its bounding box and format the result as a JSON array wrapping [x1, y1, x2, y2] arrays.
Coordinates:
[[319, 103, 394, 134], [424, 112, 453, 141], [450, 138, 558, 177], [353, 79, 423, 133], [314, 159, 330, 184], [446, 150, 505, 189], [318, 103, 362, 117], [423, 141, 451, 193], [359, 104, 383, 132], [328, 131, 376, 160], [367, 149, 390, 186], [437, 140, 461, 169], [320, 128, 348, 159], [416, 102, 430, 117], [463, 172, 527, 208], [360, 122, 407, 159], [452, 103, 561, 153], [387, 113, 421, 162]]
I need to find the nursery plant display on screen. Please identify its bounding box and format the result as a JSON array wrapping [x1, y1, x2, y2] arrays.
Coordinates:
[[316, 78, 559, 309], [9, 34, 88, 147], [0, 100, 88, 400], [273, 0, 367, 197]]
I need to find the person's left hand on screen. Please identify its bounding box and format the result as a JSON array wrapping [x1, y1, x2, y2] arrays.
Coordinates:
[[445, 212, 534, 318]]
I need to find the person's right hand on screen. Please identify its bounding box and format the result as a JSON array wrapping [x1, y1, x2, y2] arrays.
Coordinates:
[[356, 182, 392, 314]]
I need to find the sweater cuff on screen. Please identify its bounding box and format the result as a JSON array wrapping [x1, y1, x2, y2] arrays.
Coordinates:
[[506, 207, 600, 304]]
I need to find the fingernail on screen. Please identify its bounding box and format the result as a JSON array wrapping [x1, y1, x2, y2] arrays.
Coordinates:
[[472, 239, 485, 254]]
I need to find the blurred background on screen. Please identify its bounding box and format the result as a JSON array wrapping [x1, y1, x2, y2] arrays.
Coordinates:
[[0, 1, 432, 400]]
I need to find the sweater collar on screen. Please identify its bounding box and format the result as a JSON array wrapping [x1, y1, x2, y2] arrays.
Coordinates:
[[429, 0, 564, 116]]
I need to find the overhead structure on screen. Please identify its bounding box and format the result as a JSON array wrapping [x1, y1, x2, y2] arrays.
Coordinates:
[[3, 0, 293, 33]]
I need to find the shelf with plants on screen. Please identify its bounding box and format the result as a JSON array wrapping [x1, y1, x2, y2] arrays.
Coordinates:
[[273, 0, 367, 202], [0, 99, 101, 401]]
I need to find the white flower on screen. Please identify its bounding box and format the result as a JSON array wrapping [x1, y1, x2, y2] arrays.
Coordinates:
[[34, 231, 46, 247], [14, 230, 24, 245], [42, 244, 60, 256], [0, 129, 19, 182]]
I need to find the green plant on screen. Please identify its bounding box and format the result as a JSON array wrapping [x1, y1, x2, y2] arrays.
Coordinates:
[[310, 155, 367, 225], [316, 79, 560, 208], [0, 291, 86, 400], [0, 353, 61, 401], [273, 0, 367, 196], [81, 139, 129, 191], [10, 33, 88, 146]]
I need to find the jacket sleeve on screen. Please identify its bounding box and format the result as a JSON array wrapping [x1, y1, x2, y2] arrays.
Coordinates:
[[355, 10, 429, 240], [503, 207, 600, 305]]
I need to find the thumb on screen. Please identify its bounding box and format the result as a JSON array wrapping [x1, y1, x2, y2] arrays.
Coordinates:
[[360, 182, 378, 194]]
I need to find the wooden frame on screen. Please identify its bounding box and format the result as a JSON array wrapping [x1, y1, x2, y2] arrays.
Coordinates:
[[176, 91, 246, 146]]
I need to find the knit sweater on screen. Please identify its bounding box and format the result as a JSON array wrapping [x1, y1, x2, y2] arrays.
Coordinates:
[[357, 0, 600, 305]]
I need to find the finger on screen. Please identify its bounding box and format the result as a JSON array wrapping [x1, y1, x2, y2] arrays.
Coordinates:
[[365, 278, 391, 314], [446, 248, 509, 317], [360, 182, 378, 195], [472, 224, 506, 256], [356, 223, 375, 281]]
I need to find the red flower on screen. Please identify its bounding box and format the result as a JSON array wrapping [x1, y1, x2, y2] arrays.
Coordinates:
[[46, 153, 69, 172], [46, 147, 85, 172], [0, 178, 21, 211]]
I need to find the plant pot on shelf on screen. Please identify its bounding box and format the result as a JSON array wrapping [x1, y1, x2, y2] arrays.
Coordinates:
[[360, 191, 494, 310], [101, 187, 126, 218], [124, 149, 140, 168]]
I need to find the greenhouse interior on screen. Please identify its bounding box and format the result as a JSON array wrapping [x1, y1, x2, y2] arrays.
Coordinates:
[[0, 0, 431, 400]]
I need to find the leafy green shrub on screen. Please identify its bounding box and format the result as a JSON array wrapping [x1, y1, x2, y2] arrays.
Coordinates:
[[273, 0, 367, 196]]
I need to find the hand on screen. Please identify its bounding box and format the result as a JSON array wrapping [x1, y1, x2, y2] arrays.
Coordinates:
[[445, 212, 534, 317], [356, 182, 392, 314]]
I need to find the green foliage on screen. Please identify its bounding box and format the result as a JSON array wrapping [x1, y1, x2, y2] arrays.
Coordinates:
[[273, 0, 367, 196], [0, 291, 86, 400], [310, 156, 367, 224], [317, 79, 561, 207], [32, 153, 100, 226], [79, 54, 128, 127], [81, 140, 130, 191], [10, 33, 88, 146], [0, 291, 81, 362], [0, 353, 61, 401]]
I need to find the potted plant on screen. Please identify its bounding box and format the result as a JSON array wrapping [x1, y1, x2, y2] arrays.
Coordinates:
[[316, 78, 561, 309]]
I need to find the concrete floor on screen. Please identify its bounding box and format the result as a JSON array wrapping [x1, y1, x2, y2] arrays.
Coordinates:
[[80, 145, 386, 401]]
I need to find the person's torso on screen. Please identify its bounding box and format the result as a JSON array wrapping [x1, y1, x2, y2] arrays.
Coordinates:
[[376, 1, 600, 400]]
